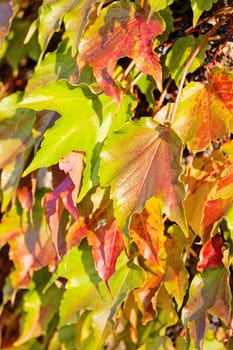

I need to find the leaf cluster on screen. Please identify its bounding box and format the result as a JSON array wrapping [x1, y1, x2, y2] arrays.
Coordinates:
[[0, 0, 233, 349]]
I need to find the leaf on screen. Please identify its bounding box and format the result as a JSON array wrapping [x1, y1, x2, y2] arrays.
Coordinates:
[[190, 0, 219, 26], [99, 119, 187, 233], [5, 18, 40, 70], [78, 1, 165, 102], [0, 108, 36, 168], [182, 267, 231, 348], [14, 275, 63, 347], [7, 191, 57, 288], [55, 242, 145, 340], [201, 171, 233, 239], [38, 0, 94, 55], [172, 68, 233, 152], [129, 197, 165, 266], [149, 0, 174, 13], [197, 235, 224, 271], [25, 39, 78, 95], [165, 35, 208, 85], [0, 0, 13, 49], [87, 197, 124, 284], [20, 80, 117, 199], [63, 0, 95, 56], [43, 152, 84, 255], [163, 225, 189, 309]]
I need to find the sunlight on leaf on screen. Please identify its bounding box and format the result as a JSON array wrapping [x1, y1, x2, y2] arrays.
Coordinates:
[[78, 1, 165, 102], [100, 119, 187, 233], [172, 68, 233, 152]]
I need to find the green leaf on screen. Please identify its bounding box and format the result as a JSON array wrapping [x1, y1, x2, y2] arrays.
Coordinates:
[[19, 80, 117, 198], [99, 119, 187, 232], [190, 0, 219, 26], [149, 0, 174, 13], [25, 39, 78, 95], [5, 18, 40, 70], [165, 35, 208, 86]]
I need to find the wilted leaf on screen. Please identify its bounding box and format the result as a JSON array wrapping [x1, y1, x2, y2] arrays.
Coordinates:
[[78, 1, 164, 102], [87, 196, 124, 284], [129, 197, 165, 265], [43, 152, 84, 255], [100, 119, 187, 232], [190, 0, 219, 25], [182, 267, 231, 348], [0, 0, 13, 49], [166, 35, 207, 85], [172, 68, 233, 152]]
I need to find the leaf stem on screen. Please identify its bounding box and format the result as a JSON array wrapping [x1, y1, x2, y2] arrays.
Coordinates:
[[168, 18, 227, 125]]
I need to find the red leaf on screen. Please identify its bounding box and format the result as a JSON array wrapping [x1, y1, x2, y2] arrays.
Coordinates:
[[78, 2, 164, 102], [87, 198, 124, 283], [43, 152, 84, 255], [197, 235, 224, 271]]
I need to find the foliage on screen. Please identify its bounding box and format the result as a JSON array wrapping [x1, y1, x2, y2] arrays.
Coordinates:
[[0, 0, 233, 349]]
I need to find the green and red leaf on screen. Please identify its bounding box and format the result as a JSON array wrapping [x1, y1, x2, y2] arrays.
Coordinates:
[[78, 2, 165, 102], [100, 119, 187, 233]]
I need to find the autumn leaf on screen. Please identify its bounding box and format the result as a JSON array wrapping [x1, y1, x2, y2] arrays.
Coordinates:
[[201, 171, 233, 239], [182, 267, 231, 348], [129, 197, 165, 266], [87, 196, 124, 284], [78, 1, 165, 102], [172, 68, 233, 152], [197, 235, 224, 271], [99, 119, 187, 233], [43, 152, 84, 255]]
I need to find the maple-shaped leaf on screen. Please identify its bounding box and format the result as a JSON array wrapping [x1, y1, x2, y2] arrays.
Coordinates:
[[99, 119, 187, 233], [78, 2, 165, 103], [87, 196, 124, 284], [201, 172, 233, 239], [129, 197, 165, 266], [197, 235, 224, 271], [182, 267, 231, 349], [172, 67, 233, 152], [43, 152, 84, 255], [0, 0, 13, 49]]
